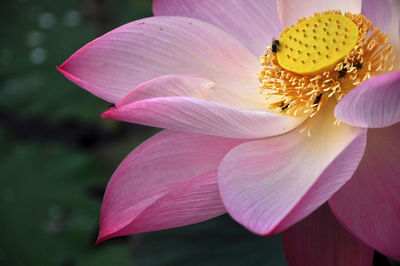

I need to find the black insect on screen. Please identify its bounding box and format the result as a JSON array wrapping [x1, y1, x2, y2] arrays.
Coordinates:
[[313, 93, 322, 106], [107, 103, 115, 108], [272, 37, 280, 53], [354, 61, 363, 70], [280, 102, 290, 111], [338, 63, 348, 78], [338, 69, 347, 78]]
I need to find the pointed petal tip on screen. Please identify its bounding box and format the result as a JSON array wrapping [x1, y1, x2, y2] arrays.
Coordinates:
[[96, 222, 126, 244], [101, 108, 115, 119], [57, 16, 265, 106], [97, 131, 239, 242], [57, 64, 118, 102], [95, 231, 110, 245], [56, 64, 67, 76], [56, 65, 80, 85], [56, 65, 66, 78], [56, 62, 71, 76], [95, 237, 103, 245]]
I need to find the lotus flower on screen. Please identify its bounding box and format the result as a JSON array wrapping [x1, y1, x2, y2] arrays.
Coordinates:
[[58, 0, 400, 264]]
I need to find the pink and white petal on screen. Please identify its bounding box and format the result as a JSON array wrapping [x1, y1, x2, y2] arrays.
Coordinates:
[[153, 0, 282, 56], [277, 0, 362, 28], [117, 74, 261, 110], [334, 71, 400, 128], [103, 96, 305, 139], [58, 16, 264, 107], [218, 103, 367, 235], [329, 123, 400, 260], [362, 0, 391, 34], [282, 204, 374, 266], [98, 130, 246, 242]]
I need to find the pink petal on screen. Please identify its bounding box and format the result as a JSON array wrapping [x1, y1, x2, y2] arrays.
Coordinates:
[[277, 0, 362, 28], [153, 0, 282, 56], [394, 4, 400, 70], [103, 95, 305, 139], [58, 16, 263, 106], [98, 130, 245, 242], [117, 74, 265, 109], [218, 103, 367, 235], [329, 122, 400, 260], [107, 74, 305, 138], [388, 3, 400, 70], [363, 0, 399, 65], [362, 0, 391, 34], [282, 204, 374, 266], [334, 71, 400, 128]]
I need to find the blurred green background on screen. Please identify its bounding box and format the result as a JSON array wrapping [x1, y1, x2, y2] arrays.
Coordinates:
[[0, 0, 288, 265]]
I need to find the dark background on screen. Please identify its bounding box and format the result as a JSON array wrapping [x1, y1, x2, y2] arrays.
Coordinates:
[[0, 0, 288, 265]]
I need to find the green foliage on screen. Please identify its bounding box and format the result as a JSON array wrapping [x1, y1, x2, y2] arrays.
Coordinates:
[[0, 0, 152, 122], [131, 216, 287, 266], [0, 127, 107, 265]]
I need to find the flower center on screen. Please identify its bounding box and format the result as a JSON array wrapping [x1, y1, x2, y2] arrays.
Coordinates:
[[277, 14, 359, 75], [259, 10, 394, 122]]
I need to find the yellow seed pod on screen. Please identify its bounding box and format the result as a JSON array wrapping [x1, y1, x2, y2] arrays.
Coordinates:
[[277, 14, 359, 75]]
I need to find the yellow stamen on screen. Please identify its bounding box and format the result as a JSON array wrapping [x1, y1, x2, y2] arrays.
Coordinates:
[[258, 10, 395, 124]]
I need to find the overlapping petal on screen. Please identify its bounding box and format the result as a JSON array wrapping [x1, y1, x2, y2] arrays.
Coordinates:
[[282, 204, 374, 266], [103, 75, 305, 139], [117, 74, 262, 109], [334, 71, 400, 128], [329, 123, 400, 260], [277, 0, 362, 28], [218, 103, 367, 235], [153, 0, 282, 56], [58, 16, 264, 106], [98, 130, 245, 242]]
